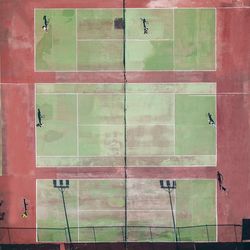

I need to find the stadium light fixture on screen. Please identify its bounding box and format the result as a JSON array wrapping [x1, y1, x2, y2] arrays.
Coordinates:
[[160, 180, 178, 242], [53, 180, 73, 249]]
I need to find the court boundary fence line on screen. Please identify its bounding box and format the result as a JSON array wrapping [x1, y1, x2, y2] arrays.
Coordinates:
[[0, 224, 242, 244]]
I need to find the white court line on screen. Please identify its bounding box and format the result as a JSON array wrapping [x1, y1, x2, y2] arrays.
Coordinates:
[[215, 8, 217, 71], [215, 84, 218, 167], [76, 9, 78, 71], [173, 8, 175, 70], [37, 155, 123, 158], [215, 179, 218, 242], [36, 82, 216, 85], [78, 209, 176, 212], [35, 84, 38, 166], [37, 165, 216, 168], [78, 124, 175, 126], [77, 39, 123, 41], [34, 9, 36, 72], [196, 9, 199, 69], [34, 69, 216, 72], [76, 93, 79, 157], [77, 38, 174, 42], [34, 7, 250, 10], [36, 180, 38, 242], [187, 94, 216, 97], [173, 93, 176, 155], [36, 92, 216, 95], [37, 154, 216, 158], [77, 179, 80, 242], [36, 178, 217, 181]]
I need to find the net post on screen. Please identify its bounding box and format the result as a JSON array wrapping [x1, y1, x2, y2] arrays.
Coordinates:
[[92, 226, 97, 243], [206, 224, 210, 242]]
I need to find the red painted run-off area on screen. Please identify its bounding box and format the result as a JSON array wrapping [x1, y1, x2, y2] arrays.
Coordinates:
[[0, 0, 250, 244]]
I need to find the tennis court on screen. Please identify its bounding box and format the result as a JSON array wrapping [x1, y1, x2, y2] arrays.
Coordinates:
[[35, 8, 216, 71], [35, 83, 216, 167], [36, 179, 216, 242]]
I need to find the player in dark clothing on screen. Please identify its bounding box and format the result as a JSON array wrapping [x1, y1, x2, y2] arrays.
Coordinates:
[[140, 18, 149, 34], [42, 15, 49, 31], [36, 108, 43, 127], [208, 112, 216, 127], [217, 171, 223, 190]]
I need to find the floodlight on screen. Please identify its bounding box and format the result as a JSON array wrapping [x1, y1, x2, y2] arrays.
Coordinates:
[[53, 179, 69, 189], [52, 179, 72, 248], [160, 180, 176, 189]]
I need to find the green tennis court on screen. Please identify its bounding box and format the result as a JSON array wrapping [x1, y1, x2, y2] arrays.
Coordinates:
[[35, 83, 216, 167], [36, 179, 216, 242], [35, 8, 215, 71]]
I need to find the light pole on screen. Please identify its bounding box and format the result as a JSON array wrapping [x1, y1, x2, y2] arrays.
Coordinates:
[[53, 179, 73, 249], [160, 180, 178, 242]]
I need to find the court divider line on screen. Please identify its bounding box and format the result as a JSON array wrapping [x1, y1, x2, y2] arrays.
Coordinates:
[[122, 0, 128, 244]]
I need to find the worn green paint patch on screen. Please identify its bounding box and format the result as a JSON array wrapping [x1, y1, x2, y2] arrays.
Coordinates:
[[78, 125, 124, 157], [126, 40, 174, 70], [78, 180, 125, 210], [176, 180, 216, 241], [78, 94, 124, 125], [77, 9, 123, 39], [175, 94, 216, 155], [126, 9, 173, 39], [77, 41, 123, 70], [127, 125, 174, 156], [126, 91, 175, 156], [36, 94, 77, 156], [35, 9, 76, 71], [127, 93, 174, 125], [174, 9, 215, 70]]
